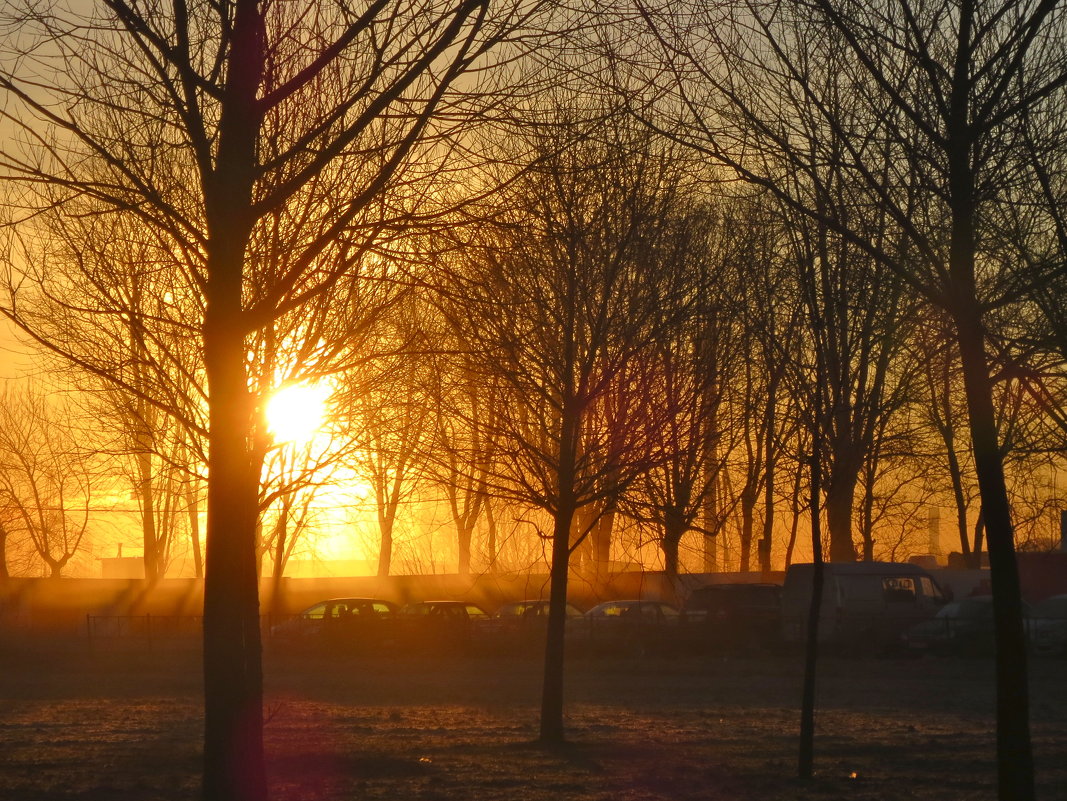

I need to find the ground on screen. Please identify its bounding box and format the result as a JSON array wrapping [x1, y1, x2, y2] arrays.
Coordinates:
[[1, 639, 1065, 800]]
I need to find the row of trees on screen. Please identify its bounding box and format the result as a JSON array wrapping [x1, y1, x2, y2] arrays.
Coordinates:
[[4, 166, 1061, 585], [3, 121, 1061, 585], [1, 0, 1065, 798]]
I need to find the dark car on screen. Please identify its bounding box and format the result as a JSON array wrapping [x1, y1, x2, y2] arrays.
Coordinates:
[[681, 583, 782, 652], [396, 600, 490, 652], [567, 600, 681, 656], [270, 597, 398, 649], [490, 600, 584, 624], [1029, 594, 1067, 656], [903, 596, 1011, 655], [399, 600, 490, 620], [479, 600, 583, 644]]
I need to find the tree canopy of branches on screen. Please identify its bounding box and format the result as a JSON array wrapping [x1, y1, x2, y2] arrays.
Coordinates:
[[435, 112, 705, 742], [0, 383, 103, 578], [0, 1, 557, 797], [625, 0, 1067, 795]]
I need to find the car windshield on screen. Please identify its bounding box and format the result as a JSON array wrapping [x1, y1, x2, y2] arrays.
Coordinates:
[[498, 603, 537, 617], [590, 603, 630, 617]]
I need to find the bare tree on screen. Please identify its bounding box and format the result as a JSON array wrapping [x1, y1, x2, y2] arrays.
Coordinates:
[[720, 202, 807, 573], [0, 1, 554, 797], [436, 114, 696, 743], [422, 322, 502, 576], [349, 358, 431, 578], [913, 314, 986, 563], [0, 383, 104, 578], [624, 192, 777, 579], [626, 0, 1067, 793]]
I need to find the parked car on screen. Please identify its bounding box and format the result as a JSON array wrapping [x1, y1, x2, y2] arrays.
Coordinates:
[[781, 562, 947, 652], [399, 600, 491, 620], [681, 583, 782, 652], [568, 600, 681, 656], [903, 596, 1007, 656], [396, 600, 490, 652], [270, 597, 398, 649], [477, 600, 584, 651], [485, 600, 583, 629], [1028, 594, 1067, 656]]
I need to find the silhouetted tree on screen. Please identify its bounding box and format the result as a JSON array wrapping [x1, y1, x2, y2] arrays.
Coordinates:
[[0, 383, 103, 578], [628, 0, 1067, 792], [0, 1, 551, 797], [437, 114, 696, 743]]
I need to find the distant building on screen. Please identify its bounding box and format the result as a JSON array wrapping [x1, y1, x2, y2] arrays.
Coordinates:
[[100, 556, 144, 579]]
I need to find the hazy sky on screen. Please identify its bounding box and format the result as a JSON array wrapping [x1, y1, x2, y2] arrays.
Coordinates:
[[0, 318, 37, 380]]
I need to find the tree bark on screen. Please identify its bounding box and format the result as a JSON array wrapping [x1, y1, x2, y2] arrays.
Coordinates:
[[540, 404, 579, 745], [137, 445, 158, 583], [0, 524, 8, 580], [945, 42, 1033, 787], [953, 301, 1033, 800], [824, 445, 860, 562], [201, 3, 267, 798]]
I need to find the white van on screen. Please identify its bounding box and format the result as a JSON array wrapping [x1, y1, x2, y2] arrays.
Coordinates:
[[781, 562, 947, 649]]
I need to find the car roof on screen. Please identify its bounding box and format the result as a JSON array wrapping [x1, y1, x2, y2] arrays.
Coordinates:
[[690, 583, 780, 593], [788, 561, 929, 576], [306, 597, 396, 607]]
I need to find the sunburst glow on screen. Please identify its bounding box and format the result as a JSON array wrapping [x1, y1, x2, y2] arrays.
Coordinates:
[[266, 382, 330, 444]]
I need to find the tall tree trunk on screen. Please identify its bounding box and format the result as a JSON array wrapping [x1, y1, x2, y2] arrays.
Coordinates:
[[377, 516, 394, 578], [739, 487, 756, 572], [661, 507, 686, 580], [271, 500, 289, 581], [539, 499, 574, 745], [485, 500, 498, 571], [201, 3, 267, 795], [954, 307, 1032, 800], [798, 421, 824, 779], [137, 432, 159, 583], [188, 481, 204, 580], [945, 431, 972, 563], [784, 462, 805, 568], [457, 522, 473, 577], [945, 50, 1033, 789], [540, 407, 578, 745], [759, 452, 775, 576], [201, 298, 266, 801], [971, 510, 986, 569], [0, 524, 8, 580], [202, 321, 266, 801], [570, 503, 594, 574], [824, 455, 859, 562], [591, 505, 615, 585], [702, 413, 720, 573]]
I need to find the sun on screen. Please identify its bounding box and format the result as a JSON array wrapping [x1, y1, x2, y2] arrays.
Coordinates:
[[266, 382, 330, 444]]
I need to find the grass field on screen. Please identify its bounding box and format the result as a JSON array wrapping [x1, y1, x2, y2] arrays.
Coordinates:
[[1, 639, 1065, 800]]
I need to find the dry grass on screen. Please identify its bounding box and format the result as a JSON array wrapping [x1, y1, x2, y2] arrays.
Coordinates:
[[1, 640, 1065, 800]]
